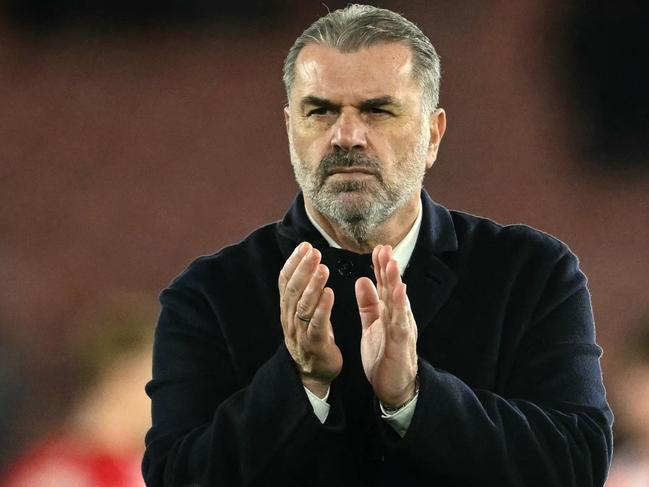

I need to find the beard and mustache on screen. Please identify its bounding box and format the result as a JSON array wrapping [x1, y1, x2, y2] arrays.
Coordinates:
[[290, 147, 426, 246]]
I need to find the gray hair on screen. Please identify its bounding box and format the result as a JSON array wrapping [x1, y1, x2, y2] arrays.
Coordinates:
[[282, 4, 441, 112]]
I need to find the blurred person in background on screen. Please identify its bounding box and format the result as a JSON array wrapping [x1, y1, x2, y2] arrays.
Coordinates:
[[0, 295, 152, 487], [605, 320, 649, 487], [143, 4, 612, 486]]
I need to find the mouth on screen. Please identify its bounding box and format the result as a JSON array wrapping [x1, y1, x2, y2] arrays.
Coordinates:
[[327, 167, 376, 177]]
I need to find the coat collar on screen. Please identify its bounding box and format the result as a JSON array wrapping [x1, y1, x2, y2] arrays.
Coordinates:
[[276, 192, 331, 253], [275, 190, 458, 256], [275, 190, 459, 331]]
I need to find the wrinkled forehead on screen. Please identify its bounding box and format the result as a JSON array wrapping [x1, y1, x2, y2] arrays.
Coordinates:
[[291, 42, 420, 104]]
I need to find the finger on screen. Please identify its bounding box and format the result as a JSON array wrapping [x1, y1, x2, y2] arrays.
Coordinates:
[[404, 283, 419, 339], [378, 245, 394, 304], [378, 251, 399, 318], [387, 282, 411, 345], [355, 277, 381, 330], [386, 259, 405, 332], [372, 245, 383, 292], [284, 248, 321, 319], [307, 287, 335, 343], [278, 242, 311, 297], [279, 243, 310, 338], [385, 257, 402, 290], [282, 248, 320, 342], [376, 245, 388, 303], [296, 264, 329, 323]]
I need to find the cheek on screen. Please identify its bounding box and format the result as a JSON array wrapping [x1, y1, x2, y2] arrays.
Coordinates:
[[374, 132, 415, 166], [292, 127, 331, 161]]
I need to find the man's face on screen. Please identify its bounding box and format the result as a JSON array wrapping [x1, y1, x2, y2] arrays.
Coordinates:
[[285, 42, 445, 241]]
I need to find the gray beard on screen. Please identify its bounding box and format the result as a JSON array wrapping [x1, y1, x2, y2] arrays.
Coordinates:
[[308, 178, 403, 245], [292, 149, 421, 246]]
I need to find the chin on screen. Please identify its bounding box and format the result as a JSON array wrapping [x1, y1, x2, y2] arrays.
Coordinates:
[[331, 190, 375, 208]]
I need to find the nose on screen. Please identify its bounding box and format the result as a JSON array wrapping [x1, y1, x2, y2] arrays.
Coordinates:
[[330, 109, 367, 152]]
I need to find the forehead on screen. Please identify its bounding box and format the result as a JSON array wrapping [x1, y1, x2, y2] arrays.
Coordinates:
[[291, 42, 420, 103]]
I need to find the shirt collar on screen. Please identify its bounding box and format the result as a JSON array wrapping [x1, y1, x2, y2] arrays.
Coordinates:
[[304, 201, 423, 276]]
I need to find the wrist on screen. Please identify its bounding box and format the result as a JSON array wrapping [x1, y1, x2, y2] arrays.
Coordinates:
[[379, 375, 419, 410], [302, 377, 330, 399]]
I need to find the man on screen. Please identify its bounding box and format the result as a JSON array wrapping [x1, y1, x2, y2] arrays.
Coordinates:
[[142, 5, 613, 486]]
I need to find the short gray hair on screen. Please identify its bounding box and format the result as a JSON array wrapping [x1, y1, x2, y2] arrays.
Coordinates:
[[282, 4, 441, 112]]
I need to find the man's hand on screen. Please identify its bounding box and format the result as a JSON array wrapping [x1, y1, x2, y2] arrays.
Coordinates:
[[355, 245, 418, 407], [278, 242, 342, 398]]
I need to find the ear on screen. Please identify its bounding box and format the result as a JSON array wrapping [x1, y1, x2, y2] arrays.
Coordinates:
[[284, 105, 290, 134], [426, 108, 446, 169]]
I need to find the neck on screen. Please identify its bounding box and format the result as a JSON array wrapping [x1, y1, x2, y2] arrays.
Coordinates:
[[305, 192, 421, 253]]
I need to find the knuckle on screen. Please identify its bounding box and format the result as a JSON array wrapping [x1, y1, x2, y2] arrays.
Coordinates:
[[285, 283, 299, 298], [278, 270, 288, 286], [308, 317, 320, 329], [301, 287, 313, 302], [389, 323, 408, 340], [296, 301, 310, 318]]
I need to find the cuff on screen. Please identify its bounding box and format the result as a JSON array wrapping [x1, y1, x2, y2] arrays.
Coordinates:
[[304, 385, 331, 423], [380, 392, 418, 437]]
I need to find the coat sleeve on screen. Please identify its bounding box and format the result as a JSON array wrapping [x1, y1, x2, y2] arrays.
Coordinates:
[[379, 245, 613, 486], [141, 283, 345, 487]]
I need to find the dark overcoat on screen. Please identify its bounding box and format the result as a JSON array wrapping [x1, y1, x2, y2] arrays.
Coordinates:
[[142, 191, 613, 487]]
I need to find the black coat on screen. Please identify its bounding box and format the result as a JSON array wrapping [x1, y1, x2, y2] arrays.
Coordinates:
[[142, 191, 613, 487]]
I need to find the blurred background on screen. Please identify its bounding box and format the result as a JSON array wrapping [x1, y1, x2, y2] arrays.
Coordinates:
[[0, 0, 647, 485]]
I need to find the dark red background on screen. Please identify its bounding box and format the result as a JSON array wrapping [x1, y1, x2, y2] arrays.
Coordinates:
[[1, 0, 647, 465]]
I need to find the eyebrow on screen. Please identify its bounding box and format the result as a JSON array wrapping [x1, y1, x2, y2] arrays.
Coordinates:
[[359, 96, 402, 111], [300, 96, 337, 111], [300, 95, 402, 111]]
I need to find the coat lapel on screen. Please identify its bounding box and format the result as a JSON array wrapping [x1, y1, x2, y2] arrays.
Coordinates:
[[275, 193, 330, 258], [403, 191, 459, 334], [405, 251, 457, 334]]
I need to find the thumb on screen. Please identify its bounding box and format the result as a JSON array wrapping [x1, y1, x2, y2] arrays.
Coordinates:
[[355, 277, 381, 330]]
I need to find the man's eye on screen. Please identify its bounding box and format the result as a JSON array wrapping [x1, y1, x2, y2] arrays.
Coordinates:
[[369, 107, 391, 115], [307, 107, 335, 116]]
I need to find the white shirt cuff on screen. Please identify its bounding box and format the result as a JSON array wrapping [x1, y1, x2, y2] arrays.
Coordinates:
[[380, 393, 418, 437], [304, 385, 330, 423]]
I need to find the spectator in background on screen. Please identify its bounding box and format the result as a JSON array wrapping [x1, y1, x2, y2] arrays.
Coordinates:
[[606, 320, 649, 486], [0, 295, 153, 487]]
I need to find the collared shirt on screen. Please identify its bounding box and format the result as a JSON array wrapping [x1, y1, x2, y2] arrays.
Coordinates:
[[303, 201, 422, 437], [305, 202, 422, 276]]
